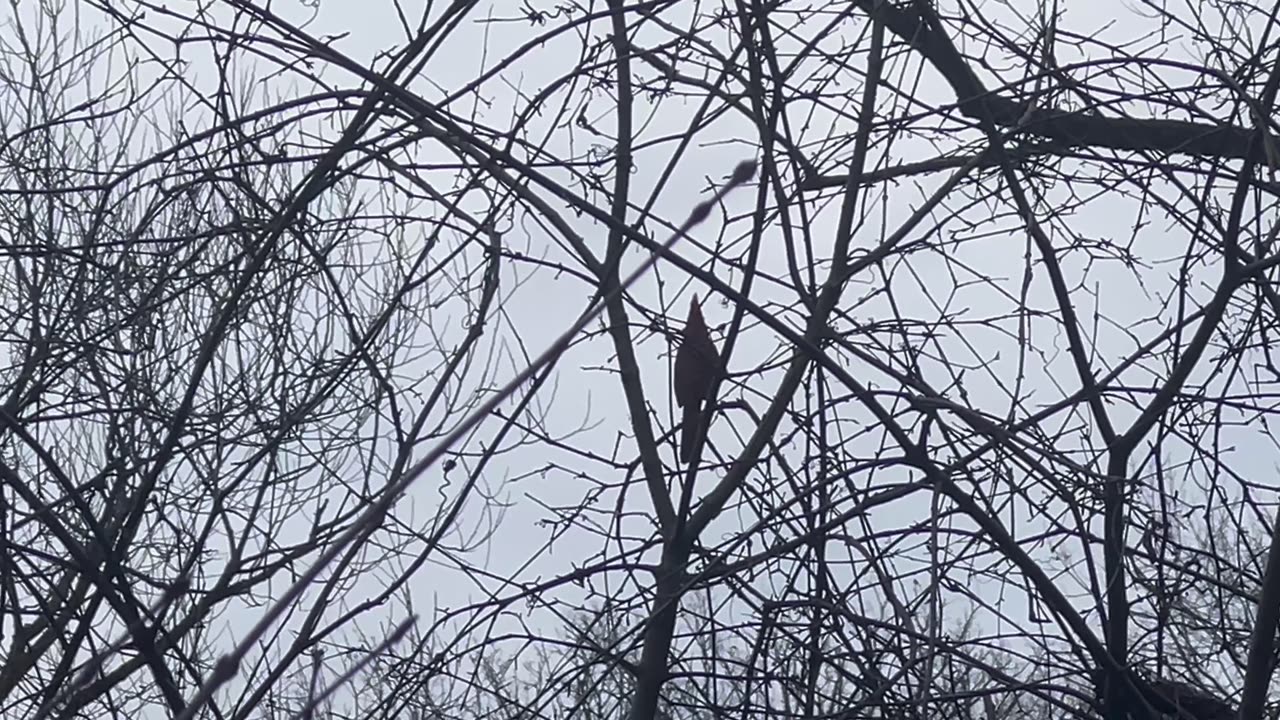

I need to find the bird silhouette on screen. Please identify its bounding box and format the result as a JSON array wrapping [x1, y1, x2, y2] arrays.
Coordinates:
[[674, 295, 720, 463], [1090, 668, 1236, 720], [1144, 677, 1235, 720]]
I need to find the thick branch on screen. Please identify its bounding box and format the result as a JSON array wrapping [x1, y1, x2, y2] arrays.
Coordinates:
[[851, 0, 1254, 160]]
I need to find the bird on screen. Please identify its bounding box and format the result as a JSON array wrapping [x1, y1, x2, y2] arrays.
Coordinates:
[[1089, 668, 1236, 720], [1143, 676, 1235, 720], [673, 295, 720, 463]]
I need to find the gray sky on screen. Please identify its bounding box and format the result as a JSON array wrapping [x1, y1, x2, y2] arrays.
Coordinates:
[[5, 0, 1272, 714]]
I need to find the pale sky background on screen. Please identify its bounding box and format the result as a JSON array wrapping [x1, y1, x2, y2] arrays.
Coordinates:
[[6, 0, 1274, 714]]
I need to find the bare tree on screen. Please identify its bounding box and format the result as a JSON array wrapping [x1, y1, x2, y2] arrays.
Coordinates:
[[0, 2, 510, 717], [6, 0, 1280, 719]]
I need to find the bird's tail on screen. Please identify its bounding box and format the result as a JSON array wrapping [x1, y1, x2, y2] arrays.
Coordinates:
[[680, 402, 701, 463]]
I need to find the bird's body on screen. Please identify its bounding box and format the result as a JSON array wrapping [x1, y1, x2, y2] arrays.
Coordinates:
[[1089, 668, 1236, 720], [674, 296, 720, 463]]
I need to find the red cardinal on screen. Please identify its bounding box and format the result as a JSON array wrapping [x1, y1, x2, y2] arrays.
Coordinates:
[[674, 295, 720, 463]]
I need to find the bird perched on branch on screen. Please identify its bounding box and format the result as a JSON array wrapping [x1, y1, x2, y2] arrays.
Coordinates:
[[674, 295, 720, 463], [1142, 676, 1235, 720], [1090, 668, 1235, 720]]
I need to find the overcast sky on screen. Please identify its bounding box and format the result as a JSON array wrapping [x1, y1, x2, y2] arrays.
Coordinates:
[[5, 0, 1271, 714]]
